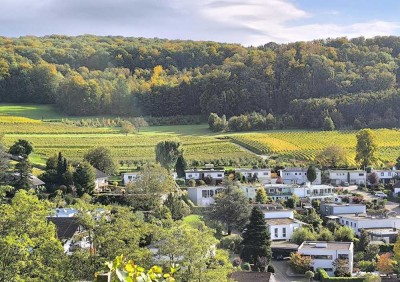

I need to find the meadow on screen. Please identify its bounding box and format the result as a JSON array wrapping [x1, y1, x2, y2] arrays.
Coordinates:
[[1, 104, 400, 168]]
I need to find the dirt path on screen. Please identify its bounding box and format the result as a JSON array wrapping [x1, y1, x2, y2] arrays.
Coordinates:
[[232, 142, 269, 160]]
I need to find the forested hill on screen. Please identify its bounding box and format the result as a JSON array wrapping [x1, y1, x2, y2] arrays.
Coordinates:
[[1, 35, 400, 129]]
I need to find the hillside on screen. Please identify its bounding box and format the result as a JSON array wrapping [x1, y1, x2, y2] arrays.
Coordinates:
[[0, 35, 400, 130]]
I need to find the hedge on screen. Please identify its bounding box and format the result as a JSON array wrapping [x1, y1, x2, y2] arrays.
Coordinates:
[[317, 269, 365, 282]]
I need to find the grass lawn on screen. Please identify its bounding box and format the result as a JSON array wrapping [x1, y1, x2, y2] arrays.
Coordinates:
[[183, 214, 202, 223], [0, 103, 64, 120]]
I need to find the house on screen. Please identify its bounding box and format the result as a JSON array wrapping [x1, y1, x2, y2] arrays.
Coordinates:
[[258, 205, 306, 241], [363, 228, 399, 243], [122, 172, 139, 185], [338, 213, 400, 236], [328, 170, 367, 186], [320, 202, 366, 216], [94, 168, 108, 192], [264, 184, 336, 201], [298, 241, 354, 276], [185, 169, 225, 185], [47, 216, 84, 253], [264, 184, 293, 201], [240, 184, 262, 200], [372, 170, 399, 184], [10, 173, 45, 190], [186, 186, 225, 206], [279, 168, 321, 185], [235, 168, 272, 184]]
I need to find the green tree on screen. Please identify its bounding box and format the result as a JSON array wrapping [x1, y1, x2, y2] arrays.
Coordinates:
[[207, 185, 251, 235], [355, 128, 378, 168], [255, 188, 268, 204], [356, 229, 370, 252], [318, 227, 334, 241], [0, 190, 66, 281], [84, 146, 116, 175], [164, 192, 190, 220], [290, 228, 317, 245], [8, 139, 33, 157], [175, 155, 187, 178], [333, 258, 351, 277], [155, 140, 183, 171], [334, 226, 355, 242], [208, 113, 227, 132], [305, 270, 314, 281], [240, 206, 272, 268], [120, 120, 135, 136], [73, 162, 96, 196], [289, 252, 312, 274], [306, 165, 317, 183], [0, 141, 10, 184], [301, 209, 322, 232], [14, 159, 32, 190], [316, 145, 348, 168], [322, 116, 335, 131]]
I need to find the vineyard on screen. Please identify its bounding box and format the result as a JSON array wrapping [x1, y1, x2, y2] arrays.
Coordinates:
[[230, 129, 400, 166]]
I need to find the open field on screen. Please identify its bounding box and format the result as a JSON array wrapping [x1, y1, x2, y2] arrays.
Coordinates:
[[1, 104, 400, 167]]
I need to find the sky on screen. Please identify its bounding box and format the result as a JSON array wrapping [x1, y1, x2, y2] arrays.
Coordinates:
[[1, 0, 400, 46]]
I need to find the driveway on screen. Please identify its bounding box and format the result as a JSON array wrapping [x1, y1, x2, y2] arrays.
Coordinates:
[[271, 260, 309, 282]]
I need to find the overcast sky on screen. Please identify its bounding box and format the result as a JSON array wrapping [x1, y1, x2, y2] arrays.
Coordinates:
[[1, 0, 399, 46]]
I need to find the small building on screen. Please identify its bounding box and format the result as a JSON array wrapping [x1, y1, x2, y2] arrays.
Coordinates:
[[122, 172, 139, 185], [47, 216, 84, 253], [298, 241, 354, 276], [186, 186, 225, 206], [373, 170, 399, 184], [235, 168, 272, 184], [10, 173, 45, 190], [338, 213, 400, 235], [240, 185, 262, 200], [185, 169, 225, 185], [279, 168, 321, 185], [264, 184, 293, 201], [320, 202, 366, 216], [94, 168, 108, 192], [328, 170, 367, 186]]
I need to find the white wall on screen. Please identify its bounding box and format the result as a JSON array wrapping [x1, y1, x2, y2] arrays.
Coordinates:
[[187, 187, 225, 206], [123, 172, 139, 185], [339, 216, 400, 235], [264, 210, 294, 219], [269, 223, 301, 240]]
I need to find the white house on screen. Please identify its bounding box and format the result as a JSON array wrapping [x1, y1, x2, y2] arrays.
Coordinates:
[[320, 202, 366, 216], [240, 185, 261, 200], [186, 186, 225, 206], [338, 213, 400, 236], [328, 170, 367, 186], [279, 168, 321, 185], [235, 168, 272, 184], [185, 169, 224, 184], [94, 168, 108, 192], [372, 170, 399, 184], [264, 184, 293, 201], [123, 171, 177, 186], [298, 241, 354, 276], [394, 182, 400, 196], [264, 184, 336, 201], [260, 206, 305, 241]]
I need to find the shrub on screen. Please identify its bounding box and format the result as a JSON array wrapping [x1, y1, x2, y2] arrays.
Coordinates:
[[232, 257, 242, 267], [242, 262, 251, 271], [219, 234, 243, 253], [188, 179, 196, 187], [317, 268, 364, 282], [267, 265, 275, 273]]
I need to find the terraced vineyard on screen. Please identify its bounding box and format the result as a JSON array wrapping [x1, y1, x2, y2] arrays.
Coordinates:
[[230, 129, 400, 166]]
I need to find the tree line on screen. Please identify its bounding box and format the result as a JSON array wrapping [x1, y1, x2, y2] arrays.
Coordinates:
[[1, 35, 400, 128]]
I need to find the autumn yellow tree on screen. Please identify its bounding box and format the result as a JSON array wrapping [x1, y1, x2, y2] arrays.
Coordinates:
[[377, 253, 396, 275]]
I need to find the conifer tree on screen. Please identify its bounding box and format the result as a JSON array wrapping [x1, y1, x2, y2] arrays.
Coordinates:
[[240, 206, 272, 267]]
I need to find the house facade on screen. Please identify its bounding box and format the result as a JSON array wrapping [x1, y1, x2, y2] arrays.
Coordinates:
[[186, 186, 225, 206], [262, 207, 305, 241], [338, 213, 400, 236], [235, 168, 272, 184], [298, 241, 354, 276], [279, 168, 321, 185], [94, 168, 108, 192], [264, 184, 336, 201], [185, 169, 224, 184], [328, 170, 367, 186], [122, 172, 139, 185], [372, 170, 399, 184], [320, 202, 367, 216]]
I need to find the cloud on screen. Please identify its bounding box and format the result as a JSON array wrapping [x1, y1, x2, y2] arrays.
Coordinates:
[[0, 0, 399, 45]]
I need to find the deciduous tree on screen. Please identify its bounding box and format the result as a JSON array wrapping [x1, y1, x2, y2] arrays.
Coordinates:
[[84, 146, 116, 175], [355, 129, 378, 168], [155, 140, 182, 171]]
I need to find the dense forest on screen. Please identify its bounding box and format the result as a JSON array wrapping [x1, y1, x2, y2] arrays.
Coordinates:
[[1, 35, 400, 128]]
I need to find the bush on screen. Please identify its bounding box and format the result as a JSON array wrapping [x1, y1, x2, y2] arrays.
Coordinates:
[[219, 234, 243, 253], [242, 262, 251, 271], [317, 269, 364, 282], [188, 179, 196, 187], [232, 257, 242, 267], [267, 265, 275, 273]]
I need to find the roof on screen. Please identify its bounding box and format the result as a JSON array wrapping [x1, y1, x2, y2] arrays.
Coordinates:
[[230, 272, 274, 282], [328, 170, 366, 173], [185, 169, 224, 173], [394, 181, 400, 189], [95, 168, 108, 179], [282, 167, 320, 172], [339, 213, 400, 221], [363, 228, 399, 235], [47, 217, 80, 240], [235, 168, 271, 172], [271, 241, 300, 249], [266, 218, 304, 225], [254, 204, 287, 211], [322, 202, 366, 207], [31, 175, 45, 186], [299, 241, 352, 251]]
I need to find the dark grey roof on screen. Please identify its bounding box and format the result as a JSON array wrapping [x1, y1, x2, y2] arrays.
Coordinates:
[[48, 217, 80, 240], [94, 168, 108, 179]]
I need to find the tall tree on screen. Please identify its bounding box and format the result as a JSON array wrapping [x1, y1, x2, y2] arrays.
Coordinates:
[[155, 140, 182, 171], [73, 162, 96, 196], [255, 188, 268, 204], [316, 145, 348, 168], [355, 128, 378, 168], [120, 120, 135, 136], [240, 206, 272, 268], [164, 192, 190, 220], [306, 165, 317, 184], [0, 140, 10, 185], [14, 159, 32, 190], [207, 185, 251, 235], [175, 155, 187, 178], [84, 146, 116, 175], [8, 139, 33, 157]]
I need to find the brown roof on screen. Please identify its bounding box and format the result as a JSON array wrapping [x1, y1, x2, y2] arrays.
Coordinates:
[[231, 272, 273, 282]]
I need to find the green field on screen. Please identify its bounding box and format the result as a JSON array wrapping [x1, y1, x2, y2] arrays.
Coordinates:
[[1, 104, 400, 167]]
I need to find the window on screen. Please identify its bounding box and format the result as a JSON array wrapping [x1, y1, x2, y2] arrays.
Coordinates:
[[311, 255, 333, 260], [274, 228, 278, 237], [346, 221, 349, 225], [217, 174, 222, 177], [188, 174, 192, 178], [282, 228, 286, 238], [209, 190, 214, 197], [128, 176, 132, 180], [263, 172, 269, 175], [389, 172, 392, 176], [324, 268, 333, 272], [381, 173, 384, 176], [359, 173, 364, 176], [202, 190, 209, 198], [295, 173, 297, 175]]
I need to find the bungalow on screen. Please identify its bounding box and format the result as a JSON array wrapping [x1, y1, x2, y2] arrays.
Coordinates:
[[320, 202, 366, 216], [338, 213, 400, 236], [372, 170, 399, 184], [122, 172, 139, 185], [11, 173, 45, 190], [279, 168, 321, 185], [185, 169, 224, 185], [186, 186, 225, 206], [94, 168, 108, 192], [298, 241, 354, 276], [328, 170, 367, 186], [264, 184, 336, 201], [235, 168, 272, 184]]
